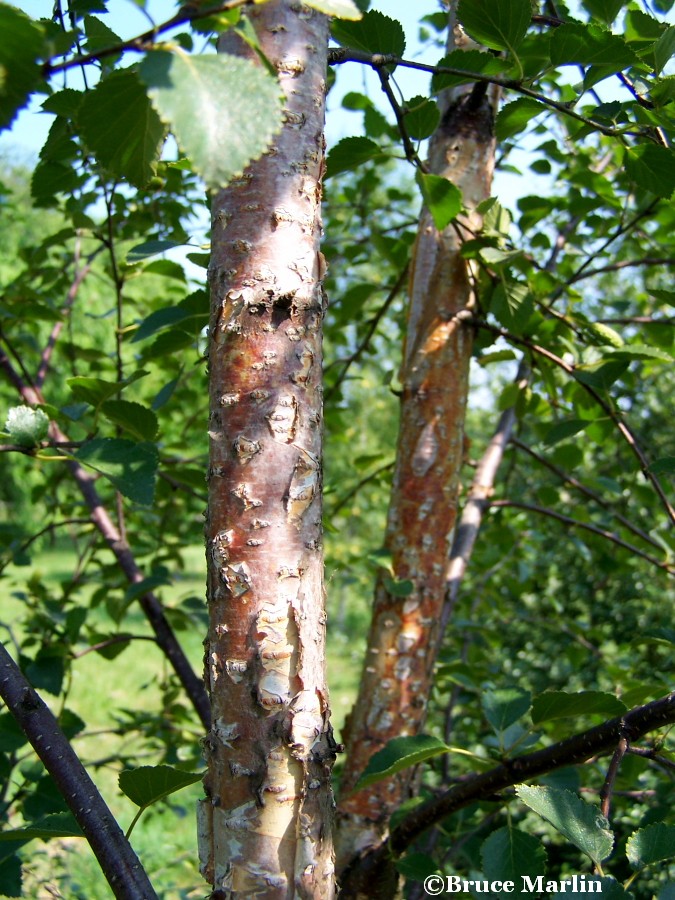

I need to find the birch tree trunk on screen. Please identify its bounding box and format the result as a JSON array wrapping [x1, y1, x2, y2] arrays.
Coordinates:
[[336, 14, 499, 876], [199, 4, 336, 896]]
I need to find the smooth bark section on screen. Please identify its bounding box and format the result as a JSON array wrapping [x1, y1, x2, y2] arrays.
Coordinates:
[[0, 641, 158, 900], [0, 350, 210, 729], [336, 33, 498, 868], [201, 4, 335, 897]]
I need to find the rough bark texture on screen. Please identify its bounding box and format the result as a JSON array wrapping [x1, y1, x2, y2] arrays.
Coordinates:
[[200, 4, 335, 897], [335, 21, 498, 878]]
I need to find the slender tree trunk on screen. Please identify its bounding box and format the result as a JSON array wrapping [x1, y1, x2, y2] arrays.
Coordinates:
[[336, 15, 499, 876], [199, 4, 336, 897]]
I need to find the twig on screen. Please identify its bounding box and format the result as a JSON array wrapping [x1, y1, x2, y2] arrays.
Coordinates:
[[490, 499, 673, 574], [569, 257, 675, 284], [325, 265, 408, 402], [476, 319, 675, 527], [327, 49, 654, 141], [0, 641, 159, 900], [43, 0, 252, 76], [0, 347, 210, 729], [375, 69, 428, 172], [599, 737, 628, 820], [327, 460, 394, 518], [510, 438, 664, 553]]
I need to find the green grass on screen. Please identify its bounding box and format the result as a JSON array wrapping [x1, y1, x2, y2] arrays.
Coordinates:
[[1, 542, 365, 898]]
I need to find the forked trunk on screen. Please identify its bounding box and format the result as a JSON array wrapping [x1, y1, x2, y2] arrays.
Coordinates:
[[200, 4, 336, 896], [336, 17, 499, 877]]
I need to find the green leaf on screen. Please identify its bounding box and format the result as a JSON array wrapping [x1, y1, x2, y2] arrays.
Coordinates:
[[651, 25, 675, 74], [132, 289, 208, 342], [550, 23, 638, 70], [573, 360, 629, 390], [624, 145, 675, 197], [78, 69, 166, 188], [75, 438, 159, 506], [395, 852, 439, 881], [582, 322, 624, 348], [495, 98, 547, 141], [543, 418, 590, 446], [491, 279, 533, 331], [302, 0, 362, 18], [531, 691, 627, 724], [457, 0, 531, 53], [139, 50, 282, 190], [0, 812, 82, 841], [83, 14, 122, 56], [481, 826, 547, 894], [0, 4, 45, 131], [581, 0, 625, 26], [354, 734, 449, 791], [649, 457, 675, 476], [67, 372, 146, 408], [4, 406, 49, 447], [627, 823, 675, 868], [516, 785, 614, 865], [482, 686, 531, 732], [608, 344, 673, 361], [0, 852, 21, 896], [100, 400, 158, 442], [432, 49, 509, 93], [405, 96, 440, 140], [118, 765, 202, 808], [383, 577, 414, 597], [416, 171, 462, 230], [325, 135, 385, 178], [331, 10, 405, 57], [127, 240, 184, 262]]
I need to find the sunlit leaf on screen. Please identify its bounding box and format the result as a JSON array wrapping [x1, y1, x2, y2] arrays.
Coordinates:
[[75, 438, 158, 506], [0, 4, 44, 131], [482, 686, 531, 732], [627, 823, 675, 868], [416, 171, 462, 230], [119, 765, 202, 808], [516, 785, 614, 864], [139, 50, 283, 189], [331, 10, 405, 57], [457, 0, 531, 52], [531, 691, 626, 724], [354, 735, 448, 791]]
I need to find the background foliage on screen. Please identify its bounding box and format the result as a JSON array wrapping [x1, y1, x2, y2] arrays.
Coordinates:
[[0, 0, 674, 897]]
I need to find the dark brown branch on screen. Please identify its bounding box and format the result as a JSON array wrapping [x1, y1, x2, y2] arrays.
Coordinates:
[[599, 737, 628, 820], [327, 49, 651, 140], [0, 348, 210, 729], [476, 319, 675, 527], [490, 499, 673, 574], [43, 0, 252, 76], [325, 265, 408, 402], [340, 693, 675, 895], [569, 257, 675, 284], [0, 641, 159, 900], [510, 438, 664, 553]]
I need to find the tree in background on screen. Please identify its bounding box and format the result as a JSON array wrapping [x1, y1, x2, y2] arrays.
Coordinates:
[[0, 0, 674, 898]]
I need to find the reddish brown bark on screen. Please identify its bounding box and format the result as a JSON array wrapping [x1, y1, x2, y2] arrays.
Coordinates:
[[200, 3, 336, 896], [335, 26, 499, 873]]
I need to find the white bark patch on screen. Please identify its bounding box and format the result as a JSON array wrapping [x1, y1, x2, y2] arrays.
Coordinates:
[[213, 718, 240, 749], [256, 600, 295, 710], [411, 420, 439, 477], [221, 561, 252, 598], [266, 394, 297, 443], [290, 343, 314, 385], [231, 483, 263, 510], [286, 448, 319, 526], [234, 435, 262, 464], [225, 658, 248, 682], [197, 799, 214, 880], [219, 392, 240, 406]]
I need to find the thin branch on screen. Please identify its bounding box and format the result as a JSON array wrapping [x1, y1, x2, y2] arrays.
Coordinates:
[[510, 437, 664, 553], [327, 460, 394, 518], [375, 69, 428, 172], [0, 348, 210, 729], [599, 737, 628, 820], [490, 499, 673, 574], [327, 49, 653, 141], [569, 257, 675, 284], [438, 362, 528, 642], [0, 641, 159, 900], [476, 319, 675, 527], [43, 0, 252, 76], [73, 634, 157, 659], [325, 265, 408, 402], [35, 245, 102, 390], [391, 692, 675, 854]]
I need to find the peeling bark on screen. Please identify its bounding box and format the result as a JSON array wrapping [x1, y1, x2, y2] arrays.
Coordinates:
[[335, 17, 499, 875], [201, 4, 335, 897]]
